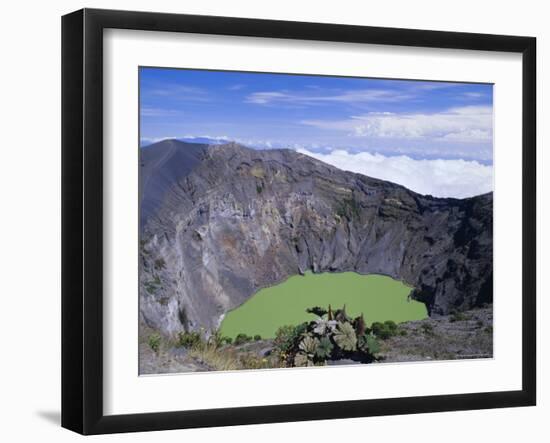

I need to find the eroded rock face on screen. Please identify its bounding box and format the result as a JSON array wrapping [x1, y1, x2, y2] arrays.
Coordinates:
[[139, 140, 493, 337]]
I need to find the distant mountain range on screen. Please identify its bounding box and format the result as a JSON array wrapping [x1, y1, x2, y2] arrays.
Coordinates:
[[139, 139, 493, 337], [140, 136, 229, 148]]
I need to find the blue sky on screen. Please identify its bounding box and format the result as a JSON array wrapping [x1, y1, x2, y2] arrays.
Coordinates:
[[139, 67, 493, 198]]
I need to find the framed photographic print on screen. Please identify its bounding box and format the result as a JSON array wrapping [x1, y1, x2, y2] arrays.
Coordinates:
[[61, 8, 536, 435]]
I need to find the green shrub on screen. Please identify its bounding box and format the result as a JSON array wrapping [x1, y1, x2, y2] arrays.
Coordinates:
[[421, 323, 434, 334], [371, 321, 384, 336], [253, 334, 262, 341], [238, 353, 270, 369], [365, 334, 380, 355], [234, 333, 253, 346], [371, 320, 400, 339], [275, 305, 379, 367], [148, 333, 161, 353], [384, 320, 397, 331], [336, 197, 361, 220], [306, 306, 328, 317], [450, 311, 468, 322], [177, 331, 202, 349], [333, 322, 357, 351], [273, 324, 307, 364], [207, 329, 225, 348], [144, 281, 158, 294], [154, 258, 166, 270], [315, 336, 334, 359]]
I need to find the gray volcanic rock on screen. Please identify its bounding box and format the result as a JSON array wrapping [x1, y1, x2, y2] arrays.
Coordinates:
[[140, 139, 208, 227], [139, 140, 493, 337]]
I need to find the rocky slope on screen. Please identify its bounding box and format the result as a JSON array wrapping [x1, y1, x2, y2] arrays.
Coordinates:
[[139, 140, 493, 337]]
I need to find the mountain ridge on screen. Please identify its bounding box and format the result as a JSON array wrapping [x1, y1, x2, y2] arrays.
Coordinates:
[[139, 139, 493, 337]]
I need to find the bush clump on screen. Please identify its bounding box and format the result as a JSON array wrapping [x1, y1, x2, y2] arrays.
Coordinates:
[[371, 320, 399, 339], [234, 333, 253, 346], [420, 323, 434, 335], [148, 333, 161, 353], [177, 331, 202, 349], [273, 305, 380, 367], [450, 311, 468, 322]]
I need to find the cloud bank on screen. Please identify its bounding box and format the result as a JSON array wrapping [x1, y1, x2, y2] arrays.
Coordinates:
[[297, 148, 492, 199], [245, 89, 414, 105], [302, 105, 493, 144]]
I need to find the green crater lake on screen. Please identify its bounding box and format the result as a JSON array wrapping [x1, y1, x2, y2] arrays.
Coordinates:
[[220, 272, 428, 339]]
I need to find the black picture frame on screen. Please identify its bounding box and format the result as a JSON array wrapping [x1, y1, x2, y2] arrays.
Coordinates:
[[61, 8, 536, 435]]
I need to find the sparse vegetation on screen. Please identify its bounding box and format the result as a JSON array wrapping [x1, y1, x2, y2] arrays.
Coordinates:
[[154, 257, 166, 270], [140, 306, 492, 374], [144, 275, 163, 295], [176, 328, 273, 371], [421, 323, 434, 335], [148, 333, 161, 353], [144, 281, 159, 294], [336, 196, 361, 220], [187, 343, 241, 371], [177, 331, 202, 348], [234, 333, 253, 345], [377, 307, 493, 363], [371, 320, 399, 339], [238, 353, 271, 369], [450, 311, 468, 322]]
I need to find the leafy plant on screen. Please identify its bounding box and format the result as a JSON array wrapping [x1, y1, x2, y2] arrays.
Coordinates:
[[234, 333, 253, 346], [148, 333, 161, 353], [143, 281, 159, 295], [336, 197, 361, 220], [371, 320, 399, 339], [253, 334, 262, 341], [333, 322, 357, 351], [299, 335, 319, 355], [365, 334, 380, 354], [238, 353, 270, 369], [354, 314, 367, 336], [177, 331, 202, 349], [294, 352, 311, 367], [312, 318, 337, 335], [207, 329, 225, 348], [315, 336, 334, 359], [154, 257, 166, 270], [421, 323, 434, 334], [306, 306, 328, 317], [450, 311, 468, 322], [273, 305, 380, 367]]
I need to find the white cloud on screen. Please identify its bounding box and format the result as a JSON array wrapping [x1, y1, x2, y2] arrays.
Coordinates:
[[140, 107, 184, 117], [145, 84, 210, 102], [297, 148, 492, 199], [245, 89, 414, 105], [302, 105, 493, 143], [228, 84, 246, 91], [462, 92, 485, 99]]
